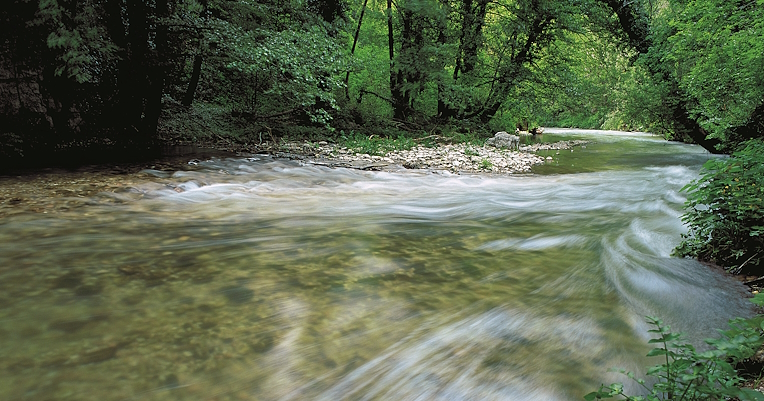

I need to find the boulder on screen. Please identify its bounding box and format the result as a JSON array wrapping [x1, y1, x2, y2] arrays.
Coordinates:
[[486, 131, 520, 149], [514, 128, 531, 136]]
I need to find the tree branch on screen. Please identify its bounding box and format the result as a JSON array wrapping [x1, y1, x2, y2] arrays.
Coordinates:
[[358, 89, 394, 105]]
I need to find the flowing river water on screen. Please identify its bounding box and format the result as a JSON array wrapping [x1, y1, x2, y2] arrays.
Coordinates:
[[0, 129, 755, 400]]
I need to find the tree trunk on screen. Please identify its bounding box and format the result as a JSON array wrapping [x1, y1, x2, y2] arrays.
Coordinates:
[[143, 0, 169, 143], [387, 0, 408, 120], [458, 0, 489, 75], [182, 0, 208, 107], [436, 11, 455, 119], [471, 7, 552, 123], [125, 0, 148, 121], [103, 0, 131, 138], [182, 54, 203, 107], [345, 0, 368, 99], [387, 0, 396, 106]]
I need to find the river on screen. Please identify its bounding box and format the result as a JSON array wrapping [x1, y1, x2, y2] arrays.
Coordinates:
[[0, 129, 754, 400]]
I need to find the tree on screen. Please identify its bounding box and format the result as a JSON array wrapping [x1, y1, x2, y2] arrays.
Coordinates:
[[667, 0, 764, 151], [0, 0, 190, 155], [181, 0, 209, 107], [598, 0, 764, 153], [214, 0, 352, 126], [373, 0, 612, 126], [385, 0, 449, 120]]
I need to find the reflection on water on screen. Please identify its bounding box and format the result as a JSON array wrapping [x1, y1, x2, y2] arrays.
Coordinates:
[[0, 131, 753, 400]]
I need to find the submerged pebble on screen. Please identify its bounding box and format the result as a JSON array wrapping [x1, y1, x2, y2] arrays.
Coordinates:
[[219, 285, 255, 304]]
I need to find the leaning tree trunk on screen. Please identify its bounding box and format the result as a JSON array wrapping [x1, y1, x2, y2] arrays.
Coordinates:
[[472, 9, 552, 123], [345, 0, 368, 99], [182, 0, 208, 107]]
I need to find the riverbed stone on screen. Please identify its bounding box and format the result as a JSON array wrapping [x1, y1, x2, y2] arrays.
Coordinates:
[[220, 285, 255, 304], [276, 138, 588, 175], [485, 132, 520, 149]]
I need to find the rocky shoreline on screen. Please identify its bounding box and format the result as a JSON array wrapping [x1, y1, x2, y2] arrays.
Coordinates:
[[271, 139, 590, 175], [0, 135, 590, 219]]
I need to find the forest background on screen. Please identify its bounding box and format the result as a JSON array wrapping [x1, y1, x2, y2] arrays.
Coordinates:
[[1, 0, 763, 162]]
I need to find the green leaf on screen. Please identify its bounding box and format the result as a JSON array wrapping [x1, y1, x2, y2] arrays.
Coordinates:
[[751, 293, 764, 307], [738, 388, 764, 401], [646, 348, 667, 357]]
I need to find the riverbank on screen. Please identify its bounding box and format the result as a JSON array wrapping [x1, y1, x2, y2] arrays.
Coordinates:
[[272, 138, 590, 174], [0, 135, 589, 219], [154, 127, 591, 175]]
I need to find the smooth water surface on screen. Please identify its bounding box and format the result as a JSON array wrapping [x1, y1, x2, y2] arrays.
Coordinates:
[[0, 130, 753, 400]]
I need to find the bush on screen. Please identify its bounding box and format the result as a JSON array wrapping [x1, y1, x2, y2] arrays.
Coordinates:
[[674, 139, 764, 275], [586, 295, 764, 401]]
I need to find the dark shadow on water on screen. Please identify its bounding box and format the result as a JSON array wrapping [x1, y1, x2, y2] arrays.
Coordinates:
[[0, 144, 235, 176]]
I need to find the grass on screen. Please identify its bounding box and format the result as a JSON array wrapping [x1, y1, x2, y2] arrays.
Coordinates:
[[479, 158, 493, 170], [338, 131, 417, 156], [443, 131, 487, 146]]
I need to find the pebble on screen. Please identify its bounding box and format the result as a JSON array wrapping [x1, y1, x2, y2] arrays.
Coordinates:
[[280, 140, 589, 175]]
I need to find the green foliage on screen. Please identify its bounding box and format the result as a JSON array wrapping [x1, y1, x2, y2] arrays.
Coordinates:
[[5, 0, 763, 157], [533, 31, 641, 131], [602, 0, 764, 150], [675, 139, 764, 274], [613, 64, 671, 135], [36, 0, 119, 83], [585, 314, 764, 401], [479, 158, 492, 170], [223, 24, 352, 124], [443, 130, 486, 146], [667, 0, 764, 148], [338, 131, 417, 156]]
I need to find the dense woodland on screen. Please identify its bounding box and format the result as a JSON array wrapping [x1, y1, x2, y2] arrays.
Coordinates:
[[1, 0, 763, 160]]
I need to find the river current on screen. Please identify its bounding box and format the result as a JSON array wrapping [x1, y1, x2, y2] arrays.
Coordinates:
[[0, 129, 754, 400]]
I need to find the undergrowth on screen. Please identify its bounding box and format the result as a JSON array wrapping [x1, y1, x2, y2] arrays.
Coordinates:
[[338, 131, 417, 156], [674, 139, 764, 275]]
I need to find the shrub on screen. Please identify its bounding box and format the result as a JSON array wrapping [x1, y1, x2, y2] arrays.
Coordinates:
[[674, 139, 764, 275]]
